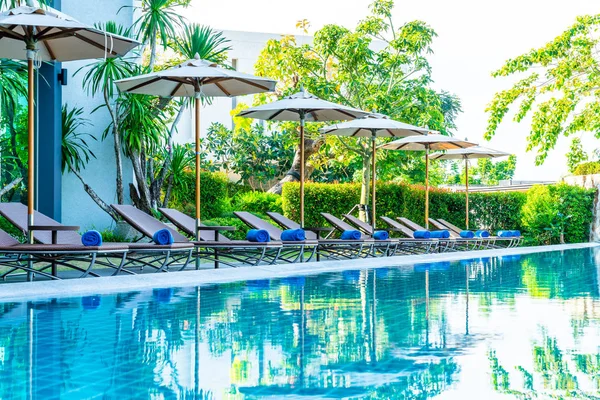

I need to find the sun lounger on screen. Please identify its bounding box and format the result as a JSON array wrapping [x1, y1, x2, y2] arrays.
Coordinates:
[[342, 214, 438, 255], [434, 218, 521, 248], [0, 202, 193, 274], [150, 206, 283, 267], [395, 217, 483, 251], [266, 212, 370, 260], [233, 211, 317, 263], [320, 213, 396, 257]]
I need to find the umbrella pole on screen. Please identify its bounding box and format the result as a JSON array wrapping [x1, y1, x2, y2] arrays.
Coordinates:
[[300, 115, 305, 228], [371, 132, 376, 230], [194, 96, 202, 269], [465, 157, 469, 230], [27, 54, 35, 244], [425, 147, 429, 229]]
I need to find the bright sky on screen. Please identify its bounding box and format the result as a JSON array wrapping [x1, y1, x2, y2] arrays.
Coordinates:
[[186, 0, 600, 181]]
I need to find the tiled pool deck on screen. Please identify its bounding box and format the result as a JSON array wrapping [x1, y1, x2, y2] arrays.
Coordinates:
[[1, 242, 597, 302]]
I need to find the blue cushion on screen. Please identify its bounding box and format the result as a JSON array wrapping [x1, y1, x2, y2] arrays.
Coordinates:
[[498, 230, 512, 238], [341, 230, 361, 240], [280, 228, 305, 241], [475, 230, 490, 238], [413, 230, 431, 239], [81, 230, 102, 246], [246, 229, 270, 242], [460, 230, 475, 239], [430, 230, 450, 239], [373, 230, 389, 240], [153, 228, 174, 245], [511, 230, 521, 237]]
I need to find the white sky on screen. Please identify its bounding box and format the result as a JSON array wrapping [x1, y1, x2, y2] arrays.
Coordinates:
[[186, 0, 600, 181]]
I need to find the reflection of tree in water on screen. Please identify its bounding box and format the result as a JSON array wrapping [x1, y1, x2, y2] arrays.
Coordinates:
[[488, 331, 600, 399]]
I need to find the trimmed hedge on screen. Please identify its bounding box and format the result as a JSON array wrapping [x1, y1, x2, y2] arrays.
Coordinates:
[[169, 171, 231, 220], [281, 182, 594, 244]]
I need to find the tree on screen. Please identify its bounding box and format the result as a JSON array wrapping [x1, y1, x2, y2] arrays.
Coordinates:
[[251, 0, 461, 211], [486, 15, 600, 166], [442, 155, 517, 186], [566, 137, 588, 173]]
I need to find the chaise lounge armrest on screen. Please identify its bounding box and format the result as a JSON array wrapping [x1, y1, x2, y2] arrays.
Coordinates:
[[196, 226, 236, 232], [304, 226, 334, 239], [29, 225, 80, 244]]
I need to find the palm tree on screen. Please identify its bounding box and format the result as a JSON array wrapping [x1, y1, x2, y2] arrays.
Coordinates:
[[173, 24, 231, 64], [76, 21, 137, 205], [129, 0, 186, 71]]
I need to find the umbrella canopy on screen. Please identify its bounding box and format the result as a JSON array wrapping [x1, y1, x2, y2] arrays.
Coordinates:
[[0, 4, 139, 60], [116, 55, 277, 245], [0, 1, 140, 244], [430, 146, 510, 228], [115, 56, 276, 97], [321, 114, 430, 229], [238, 88, 369, 227], [379, 134, 477, 228]]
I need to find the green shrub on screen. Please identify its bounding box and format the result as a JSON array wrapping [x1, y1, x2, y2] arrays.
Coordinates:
[[169, 171, 231, 220], [521, 184, 594, 245], [0, 216, 25, 242], [573, 161, 600, 176], [231, 191, 283, 216], [203, 216, 248, 240]]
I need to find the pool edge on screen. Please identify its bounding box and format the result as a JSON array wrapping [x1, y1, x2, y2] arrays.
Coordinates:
[[1, 242, 598, 302]]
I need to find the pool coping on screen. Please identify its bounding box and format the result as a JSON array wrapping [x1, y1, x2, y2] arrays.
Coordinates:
[[1, 242, 598, 302]]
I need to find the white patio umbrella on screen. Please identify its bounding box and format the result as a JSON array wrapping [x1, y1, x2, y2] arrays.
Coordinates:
[[238, 87, 369, 227], [379, 134, 477, 228], [116, 55, 277, 240], [0, 0, 140, 241], [320, 113, 431, 229], [430, 146, 510, 229]]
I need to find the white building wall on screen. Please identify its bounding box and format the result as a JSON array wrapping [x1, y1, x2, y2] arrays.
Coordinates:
[[60, 0, 135, 230]]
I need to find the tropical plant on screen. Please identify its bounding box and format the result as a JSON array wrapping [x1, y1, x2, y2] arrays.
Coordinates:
[[172, 24, 231, 63], [61, 105, 95, 173], [251, 0, 461, 211], [486, 15, 600, 165], [161, 143, 194, 208], [0, 0, 46, 10]]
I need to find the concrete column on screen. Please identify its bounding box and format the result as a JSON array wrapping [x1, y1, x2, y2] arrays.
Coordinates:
[[36, 0, 62, 221]]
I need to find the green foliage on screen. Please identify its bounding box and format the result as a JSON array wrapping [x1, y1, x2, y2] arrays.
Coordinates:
[[61, 105, 96, 173], [202, 217, 247, 240], [172, 24, 231, 63], [251, 0, 462, 192], [486, 15, 600, 165], [97, 228, 128, 243], [521, 184, 594, 245], [231, 191, 283, 216], [282, 181, 593, 243], [169, 171, 230, 220], [566, 138, 588, 173], [442, 155, 517, 186], [573, 161, 600, 176], [202, 122, 295, 190]]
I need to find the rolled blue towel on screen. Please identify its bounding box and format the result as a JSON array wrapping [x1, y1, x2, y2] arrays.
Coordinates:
[[81, 230, 102, 246], [341, 230, 361, 240], [373, 230, 389, 240], [413, 230, 431, 239], [475, 230, 491, 238], [153, 228, 174, 245], [430, 230, 450, 239], [498, 230, 512, 238], [460, 230, 475, 239], [280, 228, 305, 241], [246, 229, 270, 242], [511, 230, 521, 237]]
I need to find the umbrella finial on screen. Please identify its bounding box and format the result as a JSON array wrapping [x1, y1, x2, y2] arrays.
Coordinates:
[[194, 53, 200, 60]]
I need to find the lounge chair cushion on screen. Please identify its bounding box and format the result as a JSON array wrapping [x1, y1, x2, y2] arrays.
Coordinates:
[[280, 229, 305, 241], [475, 230, 490, 238], [341, 230, 361, 240], [413, 230, 431, 239], [246, 229, 270, 242], [153, 229, 174, 245], [373, 230, 389, 240], [430, 230, 450, 239], [81, 230, 102, 246], [459, 230, 475, 239]]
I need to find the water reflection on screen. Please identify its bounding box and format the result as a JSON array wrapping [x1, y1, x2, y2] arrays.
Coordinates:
[[0, 248, 599, 399]]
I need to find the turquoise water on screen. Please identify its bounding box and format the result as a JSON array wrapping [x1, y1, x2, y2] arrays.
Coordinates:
[[0, 248, 599, 399]]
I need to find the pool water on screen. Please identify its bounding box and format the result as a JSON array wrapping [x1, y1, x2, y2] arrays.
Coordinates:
[[1, 248, 600, 399]]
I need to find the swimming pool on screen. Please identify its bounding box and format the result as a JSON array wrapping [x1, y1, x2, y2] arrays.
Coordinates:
[[0, 247, 599, 399]]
